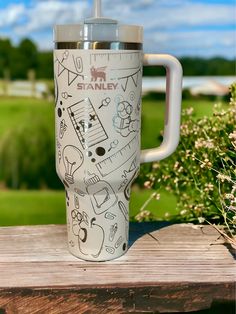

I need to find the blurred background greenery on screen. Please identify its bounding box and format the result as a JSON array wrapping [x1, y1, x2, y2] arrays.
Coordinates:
[[0, 0, 235, 226], [0, 39, 232, 225]]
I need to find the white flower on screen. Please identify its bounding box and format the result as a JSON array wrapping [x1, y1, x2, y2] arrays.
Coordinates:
[[135, 210, 151, 222], [198, 217, 205, 224], [229, 130, 236, 140], [204, 183, 214, 192], [200, 159, 212, 169], [174, 161, 180, 169], [195, 138, 215, 149], [152, 193, 160, 200], [216, 173, 231, 182], [225, 193, 234, 200], [144, 181, 152, 189], [152, 162, 160, 170], [229, 130, 236, 146]]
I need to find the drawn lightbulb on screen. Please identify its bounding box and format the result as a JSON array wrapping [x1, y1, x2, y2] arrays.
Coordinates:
[[62, 145, 84, 185]]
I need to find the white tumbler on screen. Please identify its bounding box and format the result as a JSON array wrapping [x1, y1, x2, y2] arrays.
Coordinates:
[[54, 0, 182, 261]]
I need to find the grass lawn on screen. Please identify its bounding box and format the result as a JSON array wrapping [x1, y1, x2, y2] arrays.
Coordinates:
[[0, 190, 65, 226], [0, 97, 53, 137], [0, 96, 223, 226], [141, 98, 226, 148]]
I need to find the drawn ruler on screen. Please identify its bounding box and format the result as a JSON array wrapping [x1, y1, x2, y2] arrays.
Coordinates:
[[90, 51, 142, 70], [96, 133, 139, 177]]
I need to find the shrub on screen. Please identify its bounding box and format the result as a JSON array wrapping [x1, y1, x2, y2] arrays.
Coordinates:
[[0, 111, 62, 189], [138, 83, 236, 240]]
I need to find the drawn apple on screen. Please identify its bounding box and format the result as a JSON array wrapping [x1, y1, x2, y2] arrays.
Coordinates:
[[71, 210, 105, 259], [78, 215, 105, 258]]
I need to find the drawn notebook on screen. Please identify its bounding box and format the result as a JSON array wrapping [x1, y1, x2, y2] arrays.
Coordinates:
[[67, 98, 108, 149]]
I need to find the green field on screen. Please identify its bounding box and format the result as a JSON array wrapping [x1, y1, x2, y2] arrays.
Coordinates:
[[0, 188, 177, 226], [0, 96, 224, 226], [0, 97, 53, 137]]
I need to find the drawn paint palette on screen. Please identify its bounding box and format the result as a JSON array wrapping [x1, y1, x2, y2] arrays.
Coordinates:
[[96, 133, 139, 177], [67, 98, 108, 149]]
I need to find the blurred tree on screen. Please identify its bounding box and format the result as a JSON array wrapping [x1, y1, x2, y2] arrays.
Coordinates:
[[37, 52, 53, 79], [0, 37, 235, 78], [0, 39, 12, 76], [10, 38, 38, 79]]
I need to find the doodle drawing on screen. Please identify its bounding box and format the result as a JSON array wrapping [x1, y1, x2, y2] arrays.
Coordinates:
[[69, 240, 75, 247], [113, 101, 139, 137], [122, 156, 138, 179], [96, 133, 139, 177], [55, 54, 84, 86], [118, 67, 141, 92], [63, 145, 84, 185], [71, 210, 105, 258], [118, 156, 138, 190], [85, 173, 118, 215], [73, 55, 83, 73], [62, 92, 72, 99], [74, 194, 80, 209], [109, 223, 118, 242], [67, 98, 108, 149], [65, 189, 70, 206], [115, 236, 124, 249], [57, 61, 66, 77], [58, 150, 62, 164], [105, 246, 115, 254], [54, 75, 59, 107], [105, 212, 116, 220], [108, 139, 119, 152], [129, 91, 135, 102], [99, 97, 111, 109], [74, 187, 86, 197], [124, 170, 139, 201], [118, 201, 129, 222], [59, 119, 67, 139], [61, 50, 69, 63]]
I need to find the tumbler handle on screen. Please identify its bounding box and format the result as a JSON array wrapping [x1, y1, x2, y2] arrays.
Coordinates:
[[140, 54, 183, 163]]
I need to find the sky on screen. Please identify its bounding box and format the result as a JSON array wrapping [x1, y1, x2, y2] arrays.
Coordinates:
[[0, 0, 235, 58]]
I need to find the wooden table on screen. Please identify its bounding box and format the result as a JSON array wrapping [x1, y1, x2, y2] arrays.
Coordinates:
[[0, 223, 235, 313]]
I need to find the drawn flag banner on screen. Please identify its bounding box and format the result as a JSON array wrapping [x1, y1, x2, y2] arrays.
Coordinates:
[[118, 68, 141, 92], [55, 57, 84, 86], [67, 98, 108, 149]]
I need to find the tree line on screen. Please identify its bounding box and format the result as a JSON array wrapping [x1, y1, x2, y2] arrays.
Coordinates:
[[0, 38, 235, 79]]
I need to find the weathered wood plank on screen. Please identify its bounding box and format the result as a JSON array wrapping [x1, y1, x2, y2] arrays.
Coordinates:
[[0, 284, 234, 314], [0, 223, 235, 313]]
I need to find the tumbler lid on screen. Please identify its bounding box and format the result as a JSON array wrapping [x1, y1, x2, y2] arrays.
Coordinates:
[[54, 0, 143, 43]]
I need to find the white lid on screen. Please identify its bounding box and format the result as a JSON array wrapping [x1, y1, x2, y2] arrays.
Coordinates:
[[54, 22, 143, 43], [53, 0, 143, 43]]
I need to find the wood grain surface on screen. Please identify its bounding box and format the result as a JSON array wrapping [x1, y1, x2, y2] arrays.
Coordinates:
[[0, 223, 235, 313]]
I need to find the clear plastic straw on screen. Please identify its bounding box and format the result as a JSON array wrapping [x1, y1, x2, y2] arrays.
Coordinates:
[[93, 0, 102, 18]]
